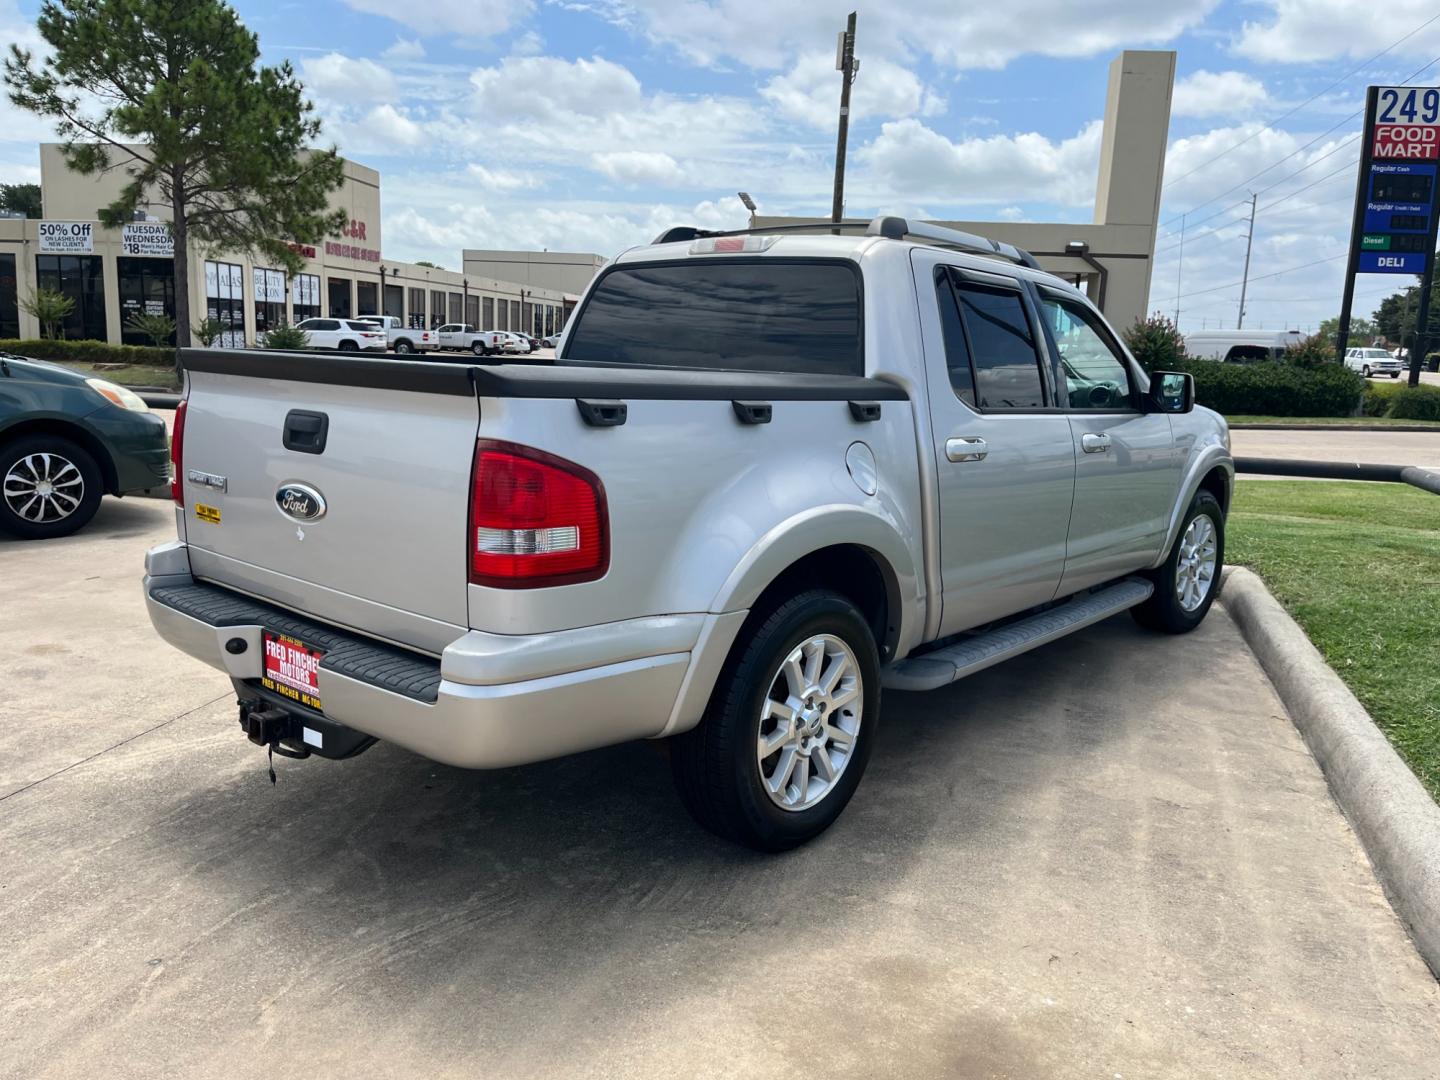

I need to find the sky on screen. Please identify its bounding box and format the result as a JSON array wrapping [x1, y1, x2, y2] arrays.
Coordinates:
[[2, 0, 1439, 333]]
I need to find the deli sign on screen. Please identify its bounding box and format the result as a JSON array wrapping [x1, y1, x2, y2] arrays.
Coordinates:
[[39, 221, 93, 253]]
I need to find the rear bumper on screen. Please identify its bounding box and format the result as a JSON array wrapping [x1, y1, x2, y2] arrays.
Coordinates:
[[143, 557, 701, 769]]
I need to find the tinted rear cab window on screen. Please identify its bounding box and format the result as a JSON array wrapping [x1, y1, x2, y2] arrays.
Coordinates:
[[564, 260, 863, 375]]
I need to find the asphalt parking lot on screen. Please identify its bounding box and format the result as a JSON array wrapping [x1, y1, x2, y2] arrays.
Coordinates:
[[3, 499, 1439, 1079]]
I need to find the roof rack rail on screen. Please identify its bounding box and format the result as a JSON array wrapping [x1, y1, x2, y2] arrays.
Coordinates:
[[865, 215, 1042, 270], [651, 216, 1042, 271]]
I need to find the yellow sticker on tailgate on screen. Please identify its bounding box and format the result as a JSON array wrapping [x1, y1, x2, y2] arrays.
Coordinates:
[[194, 503, 221, 524]]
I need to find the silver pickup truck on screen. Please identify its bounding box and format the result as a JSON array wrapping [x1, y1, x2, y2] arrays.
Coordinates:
[[145, 216, 1231, 851]]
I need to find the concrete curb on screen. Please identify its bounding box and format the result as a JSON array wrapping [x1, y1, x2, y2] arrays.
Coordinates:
[[1220, 566, 1440, 978], [1230, 423, 1440, 432]]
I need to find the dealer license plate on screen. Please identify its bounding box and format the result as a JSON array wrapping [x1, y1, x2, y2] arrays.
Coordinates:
[[261, 632, 324, 711]]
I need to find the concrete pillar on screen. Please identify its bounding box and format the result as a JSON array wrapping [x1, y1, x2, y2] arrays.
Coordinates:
[[1093, 50, 1176, 230]]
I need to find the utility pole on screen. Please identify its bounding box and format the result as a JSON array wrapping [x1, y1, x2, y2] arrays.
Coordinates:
[[830, 12, 857, 226], [1174, 213, 1186, 326], [1236, 192, 1257, 329]]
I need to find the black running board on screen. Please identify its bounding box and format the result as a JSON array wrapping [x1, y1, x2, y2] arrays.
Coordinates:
[[883, 579, 1154, 692]]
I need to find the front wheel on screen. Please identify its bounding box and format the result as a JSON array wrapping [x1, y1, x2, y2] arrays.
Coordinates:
[[670, 589, 880, 851], [0, 435, 104, 539], [1132, 490, 1224, 634], [1362, 365, 1371, 377], [1391, 372, 1401, 379]]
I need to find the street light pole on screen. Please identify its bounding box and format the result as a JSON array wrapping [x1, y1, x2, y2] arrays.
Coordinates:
[[830, 12, 857, 226]]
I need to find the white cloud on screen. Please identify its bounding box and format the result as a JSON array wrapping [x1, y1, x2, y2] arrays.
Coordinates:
[[469, 55, 642, 121], [761, 52, 944, 129], [382, 38, 426, 62], [1234, 0, 1440, 63], [364, 104, 423, 146], [1172, 70, 1268, 118], [342, 0, 533, 41], [466, 163, 542, 191], [511, 29, 544, 56], [859, 118, 1104, 206], [301, 53, 398, 104], [591, 150, 684, 186], [584, 0, 1218, 72]]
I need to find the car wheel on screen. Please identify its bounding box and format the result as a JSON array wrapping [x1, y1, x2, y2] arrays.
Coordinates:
[[394, 340, 413, 354], [670, 589, 880, 851], [1362, 365, 1371, 377], [0, 435, 104, 540], [1391, 372, 1401, 379], [1131, 490, 1224, 634], [471, 341, 486, 356], [338, 340, 358, 352]]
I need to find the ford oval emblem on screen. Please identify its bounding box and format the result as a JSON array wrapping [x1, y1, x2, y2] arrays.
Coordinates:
[[275, 482, 326, 523]]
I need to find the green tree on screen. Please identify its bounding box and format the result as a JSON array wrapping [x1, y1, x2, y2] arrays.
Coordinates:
[[1282, 334, 1334, 369], [0, 181, 41, 217], [20, 286, 74, 339], [1122, 312, 1187, 372], [1373, 281, 1440, 349], [1318, 314, 1375, 345], [413, 260, 441, 269], [4, 0, 347, 348]]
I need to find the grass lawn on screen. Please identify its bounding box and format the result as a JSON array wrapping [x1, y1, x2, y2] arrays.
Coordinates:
[[51, 360, 181, 391], [1226, 414, 1440, 427], [1228, 479, 1440, 799]]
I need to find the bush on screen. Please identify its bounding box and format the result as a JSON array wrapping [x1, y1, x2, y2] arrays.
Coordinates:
[[0, 338, 176, 366], [259, 324, 309, 350], [1122, 312, 1187, 373], [1384, 384, 1440, 421], [1281, 334, 1335, 369], [1166, 359, 1365, 417]]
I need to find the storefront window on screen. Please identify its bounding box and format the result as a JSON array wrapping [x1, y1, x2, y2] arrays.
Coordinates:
[[204, 260, 245, 348], [0, 254, 18, 338], [293, 273, 320, 322], [510, 300, 520, 332], [448, 293, 463, 323], [356, 280, 378, 316], [327, 277, 352, 318], [384, 284, 404, 320], [545, 306, 555, 336], [429, 289, 445, 328], [252, 267, 287, 335], [35, 254, 107, 340], [407, 287, 425, 329], [118, 257, 176, 345], [498, 299, 508, 330], [465, 294, 479, 327], [482, 296, 494, 330]]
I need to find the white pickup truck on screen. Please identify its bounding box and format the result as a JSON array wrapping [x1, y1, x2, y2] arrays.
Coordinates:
[[145, 217, 1232, 851], [436, 324, 507, 355], [353, 316, 440, 355]]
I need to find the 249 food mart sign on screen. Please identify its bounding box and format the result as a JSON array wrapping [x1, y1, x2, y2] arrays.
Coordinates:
[[1354, 86, 1440, 274]]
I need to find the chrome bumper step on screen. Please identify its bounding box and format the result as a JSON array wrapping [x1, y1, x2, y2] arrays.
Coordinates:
[[882, 578, 1154, 692]]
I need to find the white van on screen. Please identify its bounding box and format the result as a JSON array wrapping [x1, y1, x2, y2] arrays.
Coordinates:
[[1184, 329, 1303, 363]]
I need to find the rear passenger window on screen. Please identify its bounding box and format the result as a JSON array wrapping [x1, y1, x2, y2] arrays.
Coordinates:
[[936, 270, 1046, 409], [935, 270, 977, 406]]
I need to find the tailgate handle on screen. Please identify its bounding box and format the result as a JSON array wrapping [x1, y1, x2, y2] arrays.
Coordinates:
[[575, 398, 628, 427], [283, 410, 329, 454]]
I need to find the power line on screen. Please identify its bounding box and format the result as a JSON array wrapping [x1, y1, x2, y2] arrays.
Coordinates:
[[1174, 253, 1348, 301], [1162, 12, 1440, 192]]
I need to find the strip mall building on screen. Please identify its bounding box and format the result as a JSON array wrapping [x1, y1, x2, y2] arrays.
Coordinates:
[[0, 145, 605, 346]]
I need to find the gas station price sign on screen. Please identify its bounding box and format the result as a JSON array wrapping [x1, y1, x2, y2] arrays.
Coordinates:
[[1353, 86, 1440, 274]]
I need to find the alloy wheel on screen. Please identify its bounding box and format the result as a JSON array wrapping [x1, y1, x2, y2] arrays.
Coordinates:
[[4, 452, 85, 524], [757, 634, 862, 812], [1175, 515, 1217, 612]]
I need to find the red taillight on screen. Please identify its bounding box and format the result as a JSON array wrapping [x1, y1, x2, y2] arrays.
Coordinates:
[[468, 440, 608, 587], [170, 397, 187, 505]]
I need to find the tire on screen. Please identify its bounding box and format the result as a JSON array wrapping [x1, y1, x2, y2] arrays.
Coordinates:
[[1391, 372, 1401, 379], [338, 340, 358, 352], [1362, 365, 1371, 377], [670, 589, 881, 851], [471, 341, 486, 356], [0, 435, 104, 540], [1131, 490, 1225, 634], [394, 340, 414, 355]]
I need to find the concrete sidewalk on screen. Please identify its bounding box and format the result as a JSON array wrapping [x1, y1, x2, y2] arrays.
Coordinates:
[[2, 500, 1438, 1079]]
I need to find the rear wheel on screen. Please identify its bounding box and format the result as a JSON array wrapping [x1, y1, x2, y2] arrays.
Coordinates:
[[1131, 490, 1224, 634], [671, 589, 880, 851], [471, 341, 486, 356], [338, 340, 359, 352], [394, 339, 414, 355], [0, 435, 103, 540]]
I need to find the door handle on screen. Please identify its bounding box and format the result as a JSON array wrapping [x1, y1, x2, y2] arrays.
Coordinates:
[[945, 436, 988, 462], [1081, 432, 1111, 454]]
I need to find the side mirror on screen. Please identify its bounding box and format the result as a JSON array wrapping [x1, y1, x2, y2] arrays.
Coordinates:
[[1147, 371, 1194, 414]]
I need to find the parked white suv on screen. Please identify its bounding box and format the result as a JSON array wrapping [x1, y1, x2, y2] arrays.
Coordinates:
[[147, 216, 1232, 851], [293, 318, 387, 352], [1344, 347, 1403, 378]]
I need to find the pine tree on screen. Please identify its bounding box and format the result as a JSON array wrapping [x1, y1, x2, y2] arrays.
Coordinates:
[[5, 0, 347, 346]]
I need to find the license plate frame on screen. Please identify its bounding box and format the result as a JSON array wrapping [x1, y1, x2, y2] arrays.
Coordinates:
[[261, 631, 325, 712]]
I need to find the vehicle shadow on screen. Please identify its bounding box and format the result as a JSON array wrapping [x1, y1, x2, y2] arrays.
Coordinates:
[[0, 493, 168, 546]]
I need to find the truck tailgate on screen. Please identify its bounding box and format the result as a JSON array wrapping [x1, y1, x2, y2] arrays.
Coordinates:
[[179, 364, 478, 652]]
